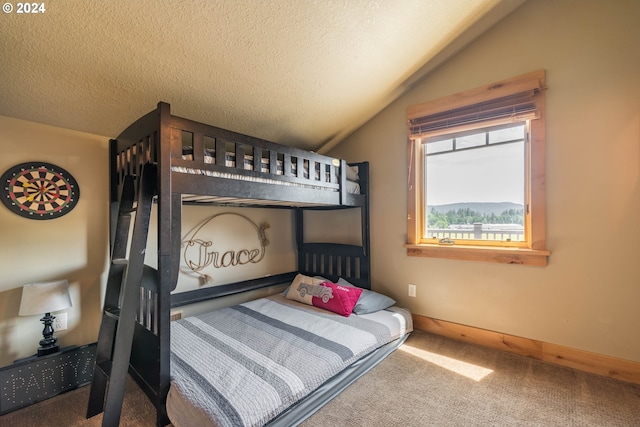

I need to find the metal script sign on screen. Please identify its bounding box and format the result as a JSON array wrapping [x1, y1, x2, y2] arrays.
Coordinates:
[[181, 213, 270, 283]]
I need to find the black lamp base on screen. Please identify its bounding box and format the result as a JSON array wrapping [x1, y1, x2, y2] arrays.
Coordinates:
[[37, 344, 60, 356], [37, 312, 60, 357]]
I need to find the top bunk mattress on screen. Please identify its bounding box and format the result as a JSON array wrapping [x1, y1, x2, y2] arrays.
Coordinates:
[[166, 294, 412, 427]]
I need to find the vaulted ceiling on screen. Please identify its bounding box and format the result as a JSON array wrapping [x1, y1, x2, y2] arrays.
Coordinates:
[[0, 0, 525, 152]]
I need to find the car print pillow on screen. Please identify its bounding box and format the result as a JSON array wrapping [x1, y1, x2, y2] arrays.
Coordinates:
[[286, 274, 363, 317]]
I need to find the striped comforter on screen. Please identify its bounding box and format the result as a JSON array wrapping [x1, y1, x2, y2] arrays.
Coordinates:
[[167, 294, 411, 427]]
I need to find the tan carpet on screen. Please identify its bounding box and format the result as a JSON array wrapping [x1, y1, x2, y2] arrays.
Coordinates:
[[0, 374, 165, 427], [302, 331, 640, 427], [1, 330, 638, 426]]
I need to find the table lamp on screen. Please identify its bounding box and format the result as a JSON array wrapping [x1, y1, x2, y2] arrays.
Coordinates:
[[19, 280, 72, 356]]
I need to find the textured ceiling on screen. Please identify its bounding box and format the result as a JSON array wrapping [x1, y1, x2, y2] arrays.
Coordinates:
[[0, 0, 524, 152]]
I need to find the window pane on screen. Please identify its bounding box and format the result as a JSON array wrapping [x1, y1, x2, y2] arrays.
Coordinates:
[[426, 139, 453, 154], [489, 124, 525, 144], [424, 126, 525, 242], [455, 133, 485, 149]]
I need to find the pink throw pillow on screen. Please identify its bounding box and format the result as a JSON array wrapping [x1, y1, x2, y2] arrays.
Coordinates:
[[286, 274, 362, 317]]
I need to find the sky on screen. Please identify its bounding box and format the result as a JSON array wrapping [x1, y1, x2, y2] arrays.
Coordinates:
[[425, 141, 524, 207]]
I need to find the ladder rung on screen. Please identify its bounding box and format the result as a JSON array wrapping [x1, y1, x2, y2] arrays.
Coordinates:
[[104, 308, 120, 320], [112, 258, 128, 265], [96, 360, 113, 378]]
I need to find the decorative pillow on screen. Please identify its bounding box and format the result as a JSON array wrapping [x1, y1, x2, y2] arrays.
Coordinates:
[[346, 165, 359, 182], [282, 275, 329, 297], [286, 274, 363, 317], [337, 278, 396, 315], [283, 274, 323, 297]]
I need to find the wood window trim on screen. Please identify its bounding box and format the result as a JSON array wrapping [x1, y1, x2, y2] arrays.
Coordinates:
[[404, 244, 550, 266], [406, 70, 550, 266]]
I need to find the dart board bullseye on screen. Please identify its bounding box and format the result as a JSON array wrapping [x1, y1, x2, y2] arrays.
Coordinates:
[[1, 162, 80, 220]]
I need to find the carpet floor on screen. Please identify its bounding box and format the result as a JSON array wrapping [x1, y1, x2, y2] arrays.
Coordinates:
[[1, 330, 638, 426]]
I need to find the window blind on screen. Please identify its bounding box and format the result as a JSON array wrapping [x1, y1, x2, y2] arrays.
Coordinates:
[[408, 89, 540, 139]]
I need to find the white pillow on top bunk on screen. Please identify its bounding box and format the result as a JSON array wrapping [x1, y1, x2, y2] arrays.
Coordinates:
[[346, 165, 359, 182]]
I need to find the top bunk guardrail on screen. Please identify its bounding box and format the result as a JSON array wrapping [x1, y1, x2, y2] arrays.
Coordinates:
[[110, 102, 367, 208]]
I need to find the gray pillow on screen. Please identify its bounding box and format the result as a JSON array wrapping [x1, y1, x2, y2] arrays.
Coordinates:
[[336, 278, 395, 315]]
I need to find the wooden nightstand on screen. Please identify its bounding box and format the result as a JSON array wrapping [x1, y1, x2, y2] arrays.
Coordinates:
[[0, 343, 96, 415]]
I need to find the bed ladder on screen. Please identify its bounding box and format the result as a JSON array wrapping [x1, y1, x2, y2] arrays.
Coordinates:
[[86, 163, 157, 427]]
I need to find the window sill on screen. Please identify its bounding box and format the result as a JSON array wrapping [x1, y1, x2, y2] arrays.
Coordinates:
[[404, 243, 550, 266]]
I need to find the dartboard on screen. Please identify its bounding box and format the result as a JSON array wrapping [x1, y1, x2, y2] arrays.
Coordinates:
[[1, 162, 80, 220]]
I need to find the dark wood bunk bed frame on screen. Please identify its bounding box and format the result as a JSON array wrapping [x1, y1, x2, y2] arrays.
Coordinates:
[[86, 102, 374, 426]]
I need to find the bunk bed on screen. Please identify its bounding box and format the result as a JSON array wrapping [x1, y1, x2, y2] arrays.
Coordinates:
[[88, 102, 412, 427]]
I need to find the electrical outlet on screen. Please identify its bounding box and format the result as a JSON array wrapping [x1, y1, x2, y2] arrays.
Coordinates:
[[53, 312, 68, 331], [408, 284, 417, 297]]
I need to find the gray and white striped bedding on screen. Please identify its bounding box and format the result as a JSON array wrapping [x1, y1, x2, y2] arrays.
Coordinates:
[[166, 294, 412, 427]]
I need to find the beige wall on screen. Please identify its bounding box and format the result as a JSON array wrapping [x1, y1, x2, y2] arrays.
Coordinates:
[[330, 0, 640, 362], [0, 116, 110, 366], [0, 116, 298, 366]]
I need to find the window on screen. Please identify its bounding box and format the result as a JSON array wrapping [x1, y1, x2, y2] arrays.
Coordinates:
[[425, 123, 526, 245], [405, 70, 550, 266]]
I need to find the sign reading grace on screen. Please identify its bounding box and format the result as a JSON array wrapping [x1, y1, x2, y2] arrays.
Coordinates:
[[181, 212, 270, 283]]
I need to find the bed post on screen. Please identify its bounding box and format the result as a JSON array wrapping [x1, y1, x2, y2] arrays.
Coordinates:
[[358, 161, 370, 255], [108, 139, 122, 253], [155, 102, 179, 426], [295, 208, 304, 250], [339, 159, 347, 204], [359, 162, 371, 288]]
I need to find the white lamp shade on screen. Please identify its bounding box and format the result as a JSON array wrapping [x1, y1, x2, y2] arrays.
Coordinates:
[[19, 280, 72, 316]]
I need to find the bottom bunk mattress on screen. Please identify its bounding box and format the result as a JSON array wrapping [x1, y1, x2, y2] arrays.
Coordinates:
[[167, 293, 412, 427]]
